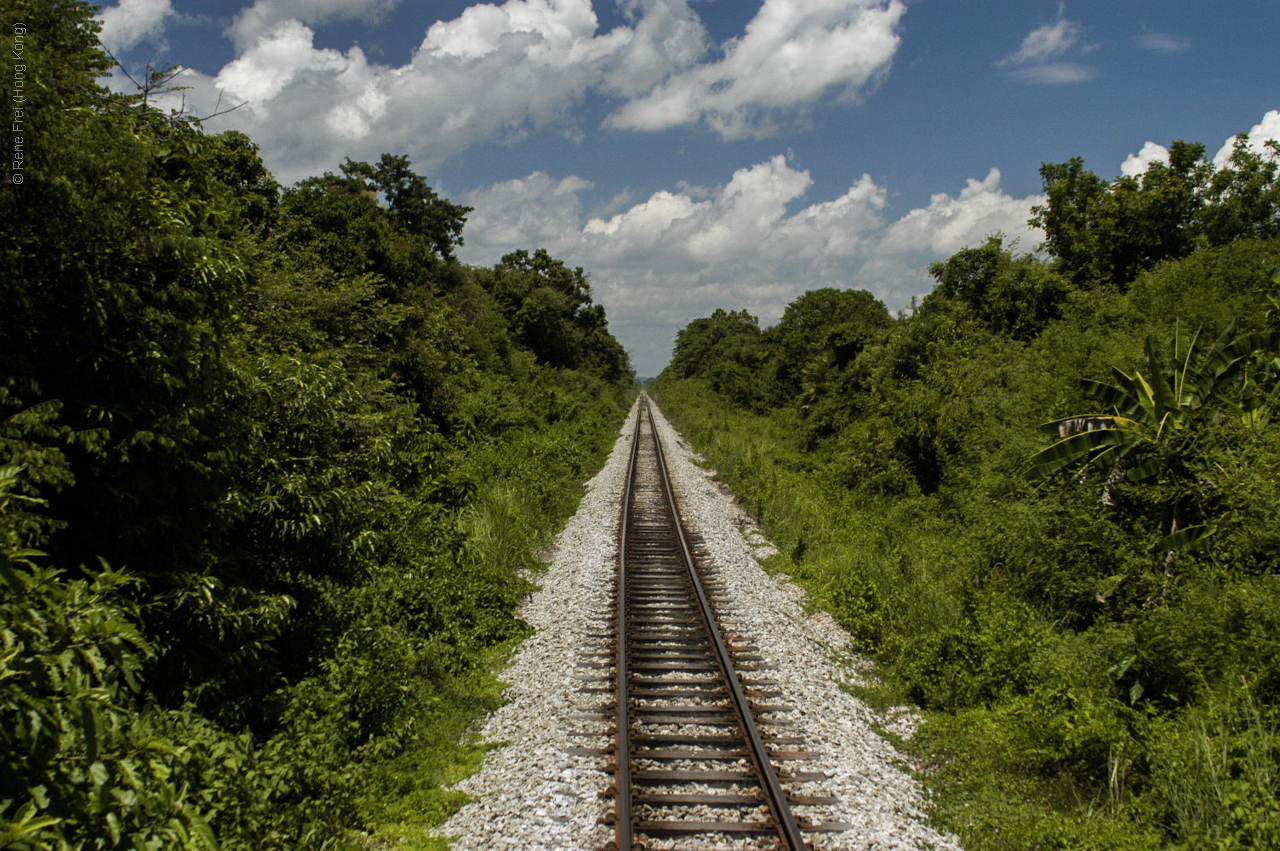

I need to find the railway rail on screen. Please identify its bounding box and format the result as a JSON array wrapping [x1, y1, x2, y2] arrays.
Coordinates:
[[594, 401, 845, 851]]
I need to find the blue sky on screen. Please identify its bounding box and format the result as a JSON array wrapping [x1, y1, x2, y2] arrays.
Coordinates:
[[97, 0, 1280, 376]]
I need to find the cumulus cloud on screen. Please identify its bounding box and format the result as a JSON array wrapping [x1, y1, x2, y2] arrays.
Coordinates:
[[463, 172, 593, 248], [606, 0, 906, 139], [1115, 111, 1280, 179], [1120, 141, 1170, 177], [95, 0, 175, 54], [226, 0, 397, 51], [181, 0, 718, 183], [460, 158, 1043, 375], [215, 20, 349, 103], [600, 0, 709, 98], [416, 0, 607, 62], [879, 168, 1040, 257], [1212, 109, 1280, 168], [185, 0, 907, 179]]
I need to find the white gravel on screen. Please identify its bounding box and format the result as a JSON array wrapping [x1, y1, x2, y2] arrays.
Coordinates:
[[432, 397, 962, 851]]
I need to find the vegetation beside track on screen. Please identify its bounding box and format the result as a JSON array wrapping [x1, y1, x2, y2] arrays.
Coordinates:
[[652, 139, 1280, 848], [1, 4, 634, 848]]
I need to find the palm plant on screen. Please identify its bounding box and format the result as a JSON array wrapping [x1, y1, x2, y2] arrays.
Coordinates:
[[1029, 321, 1279, 552]]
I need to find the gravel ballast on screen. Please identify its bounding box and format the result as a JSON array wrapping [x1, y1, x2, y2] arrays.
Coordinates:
[[433, 398, 962, 851]]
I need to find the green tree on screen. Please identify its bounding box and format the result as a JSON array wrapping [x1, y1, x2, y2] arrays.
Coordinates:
[[2, 5, 637, 848], [2, 39, 247, 581], [665, 309, 767, 408], [1031, 142, 1211, 289], [926, 236, 1067, 340], [201, 130, 282, 234], [0, 467, 220, 851], [485, 249, 631, 382], [1196, 135, 1280, 246], [764, 288, 890, 404], [339, 154, 471, 261]]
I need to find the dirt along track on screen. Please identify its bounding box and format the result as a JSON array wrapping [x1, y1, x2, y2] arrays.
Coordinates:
[[433, 396, 962, 851]]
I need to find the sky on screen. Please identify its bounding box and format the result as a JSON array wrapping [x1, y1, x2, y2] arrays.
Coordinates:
[[96, 0, 1280, 377]]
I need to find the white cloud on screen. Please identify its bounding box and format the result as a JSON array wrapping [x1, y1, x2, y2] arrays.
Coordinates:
[[879, 168, 1041, 257], [460, 159, 1042, 375], [1212, 109, 1280, 169], [185, 0, 908, 185], [606, 0, 906, 139], [1136, 33, 1190, 54], [584, 190, 706, 239], [1006, 62, 1097, 85], [186, 0, 708, 183], [599, 0, 708, 98], [1114, 110, 1280, 179], [463, 172, 592, 248], [227, 0, 397, 51], [999, 18, 1083, 66], [998, 18, 1095, 84], [1120, 141, 1170, 177], [417, 0, 604, 62], [215, 20, 348, 104], [95, 0, 175, 54]]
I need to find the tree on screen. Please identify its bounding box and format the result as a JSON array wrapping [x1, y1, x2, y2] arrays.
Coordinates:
[[1029, 157, 1107, 287], [11, 0, 111, 118], [665, 309, 767, 408], [764, 288, 890, 404], [340, 154, 471, 261], [927, 236, 1067, 340], [1196, 135, 1280, 246], [667, 309, 763, 380], [485, 249, 631, 382], [1031, 142, 1211, 290], [2, 45, 248, 580], [201, 131, 282, 234]]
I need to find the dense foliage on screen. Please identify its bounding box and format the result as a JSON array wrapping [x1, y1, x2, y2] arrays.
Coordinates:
[[2, 4, 633, 848], [654, 134, 1280, 848]]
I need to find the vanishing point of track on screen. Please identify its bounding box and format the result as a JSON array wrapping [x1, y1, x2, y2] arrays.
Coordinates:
[[600, 402, 840, 851]]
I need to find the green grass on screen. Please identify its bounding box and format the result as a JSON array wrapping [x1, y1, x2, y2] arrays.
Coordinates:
[[356, 650, 510, 849]]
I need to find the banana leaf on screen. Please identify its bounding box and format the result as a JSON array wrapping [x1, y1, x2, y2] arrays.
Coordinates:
[[1079, 377, 1137, 415], [1151, 521, 1218, 553], [1028, 426, 1144, 478], [1037, 413, 1138, 437]]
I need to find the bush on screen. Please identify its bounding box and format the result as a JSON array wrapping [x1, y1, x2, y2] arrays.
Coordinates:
[[0, 467, 218, 850]]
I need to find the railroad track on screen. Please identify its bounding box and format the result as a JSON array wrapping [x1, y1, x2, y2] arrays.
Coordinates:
[[594, 402, 843, 851]]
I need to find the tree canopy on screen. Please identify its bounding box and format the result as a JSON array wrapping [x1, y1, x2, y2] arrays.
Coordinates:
[[1032, 138, 1280, 290], [2, 4, 634, 847]]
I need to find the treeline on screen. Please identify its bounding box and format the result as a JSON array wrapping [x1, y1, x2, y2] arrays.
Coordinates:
[[653, 129, 1280, 846], [2, 3, 632, 849]]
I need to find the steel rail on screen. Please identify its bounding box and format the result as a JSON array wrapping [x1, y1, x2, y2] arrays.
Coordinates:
[[644, 403, 809, 851], [612, 405, 644, 851]]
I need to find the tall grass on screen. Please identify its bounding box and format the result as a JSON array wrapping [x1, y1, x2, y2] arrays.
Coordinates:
[[1155, 678, 1280, 849]]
